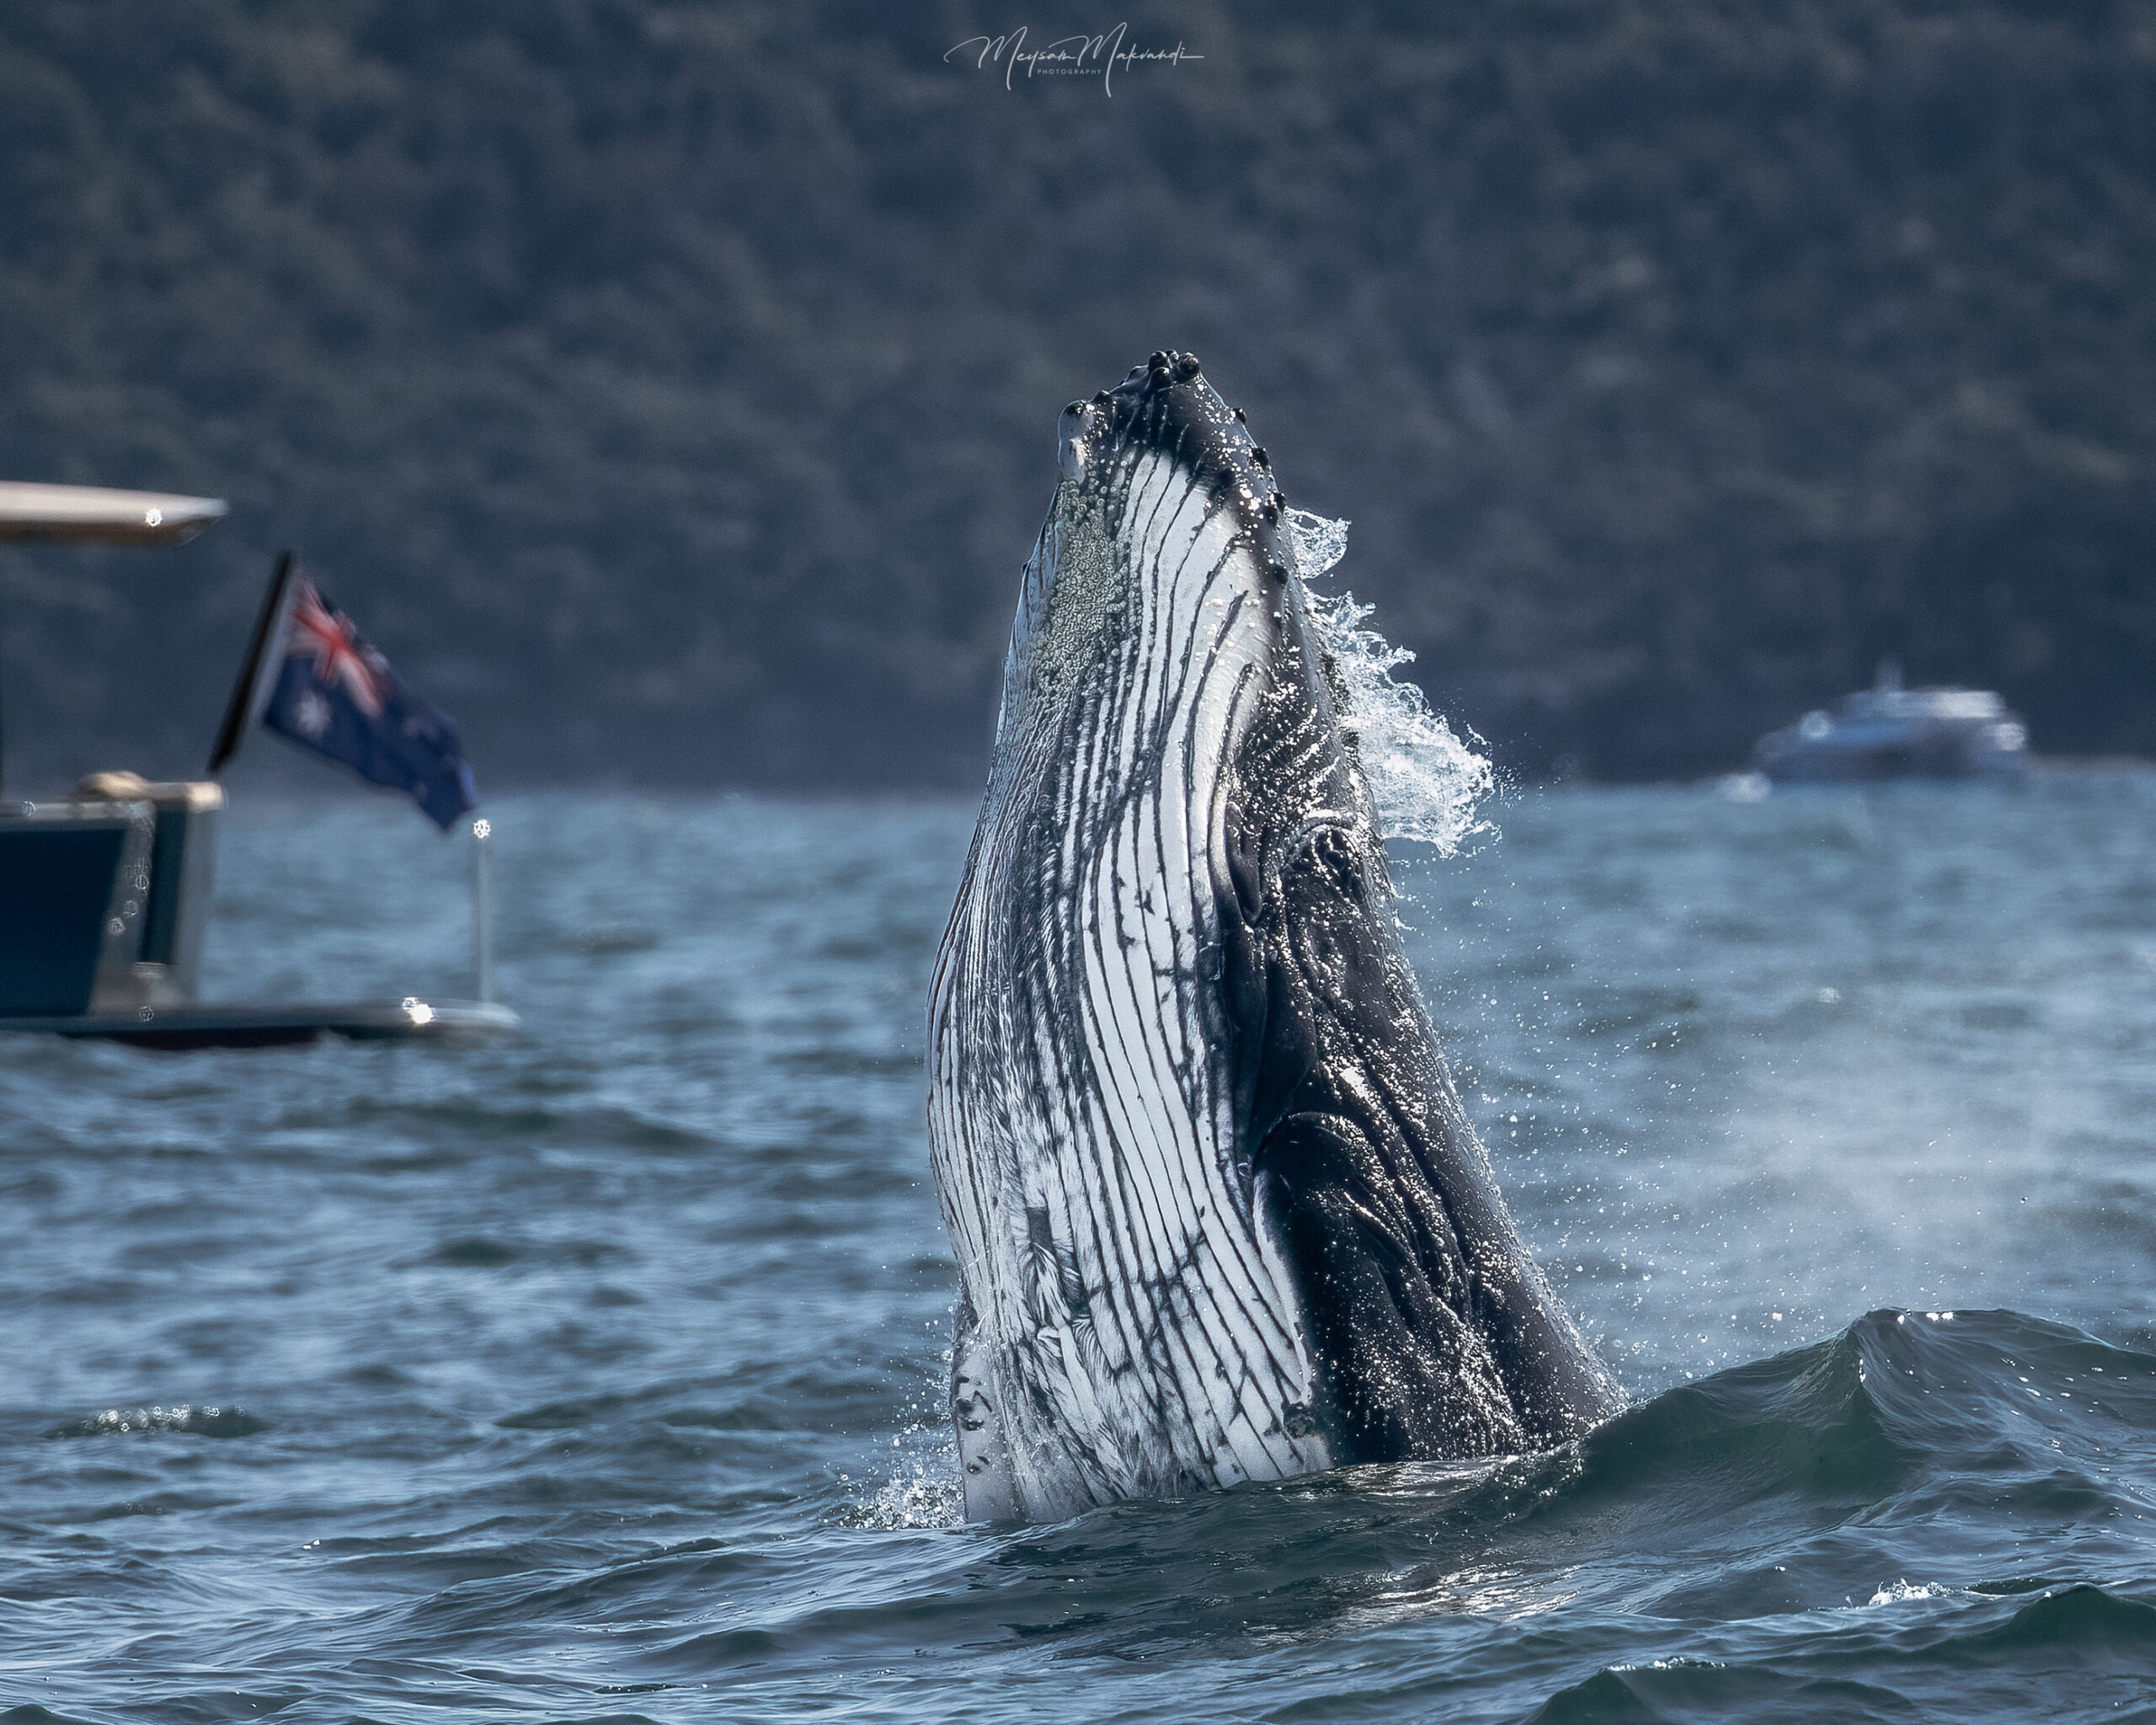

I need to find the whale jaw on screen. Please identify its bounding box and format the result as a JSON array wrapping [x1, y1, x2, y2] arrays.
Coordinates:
[[929, 354, 1617, 1521]]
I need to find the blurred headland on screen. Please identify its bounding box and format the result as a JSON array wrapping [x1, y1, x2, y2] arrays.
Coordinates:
[[2, 2, 2150, 792]]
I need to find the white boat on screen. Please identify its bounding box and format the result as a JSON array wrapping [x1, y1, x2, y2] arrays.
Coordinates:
[[1753, 661, 2030, 782]]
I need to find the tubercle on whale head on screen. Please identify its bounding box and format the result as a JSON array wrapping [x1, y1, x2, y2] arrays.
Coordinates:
[[1039, 352, 1375, 872], [1054, 350, 1297, 584]]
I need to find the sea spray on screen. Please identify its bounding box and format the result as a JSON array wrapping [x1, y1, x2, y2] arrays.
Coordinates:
[[1286, 509, 1494, 854]]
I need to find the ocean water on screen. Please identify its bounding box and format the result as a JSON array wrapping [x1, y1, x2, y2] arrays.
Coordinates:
[[4, 773, 2155, 1722]]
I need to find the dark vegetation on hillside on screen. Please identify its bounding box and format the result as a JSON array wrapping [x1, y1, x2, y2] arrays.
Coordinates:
[[2, 0, 2150, 791]]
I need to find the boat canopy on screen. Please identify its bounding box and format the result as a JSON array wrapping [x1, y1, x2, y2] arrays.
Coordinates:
[[0, 481, 227, 545]]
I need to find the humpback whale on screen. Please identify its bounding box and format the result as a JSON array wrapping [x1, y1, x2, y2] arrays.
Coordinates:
[[928, 352, 1620, 1522]]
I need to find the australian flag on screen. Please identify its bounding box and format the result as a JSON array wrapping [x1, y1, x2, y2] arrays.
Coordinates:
[[213, 561, 479, 830]]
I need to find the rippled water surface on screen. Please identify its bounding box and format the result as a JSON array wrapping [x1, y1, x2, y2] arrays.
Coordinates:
[[6, 775, 2156, 1722]]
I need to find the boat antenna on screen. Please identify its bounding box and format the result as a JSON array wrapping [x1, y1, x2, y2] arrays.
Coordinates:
[[206, 551, 302, 777], [470, 815, 495, 1004]]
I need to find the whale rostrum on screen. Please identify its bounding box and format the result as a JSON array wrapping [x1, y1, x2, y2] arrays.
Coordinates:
[[927, 352, 1620, 1521]]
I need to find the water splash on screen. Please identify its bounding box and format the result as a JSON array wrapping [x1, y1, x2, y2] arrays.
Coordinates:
[[1287, 509, 1494, 854], [855, 1460, 964, 1530], [1286, 508, 1352, 582], [841, 1348, 965, 1531], [45, 1404, 270, 1439], [842, 1415, 965, 1530], [1868, 1578, 1958, 1607]]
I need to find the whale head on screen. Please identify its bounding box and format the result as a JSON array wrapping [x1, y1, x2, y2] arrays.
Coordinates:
[[928, 352, 1617, 1522]]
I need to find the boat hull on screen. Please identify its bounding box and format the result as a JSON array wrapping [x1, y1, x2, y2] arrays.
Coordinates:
[[0, 998, 519, 1049]]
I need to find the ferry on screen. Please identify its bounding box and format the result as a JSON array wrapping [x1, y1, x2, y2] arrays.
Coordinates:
[[1753, 661, 2031, 782]]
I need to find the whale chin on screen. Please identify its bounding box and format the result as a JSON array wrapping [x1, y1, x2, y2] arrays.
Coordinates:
[[928, 353, 1619, 1522]]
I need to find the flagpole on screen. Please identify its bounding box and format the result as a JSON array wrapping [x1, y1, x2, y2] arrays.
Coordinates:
[[469, 815, 494, 1004], [207, 550, 301, 777]]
